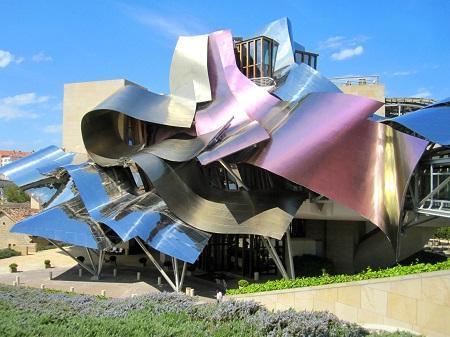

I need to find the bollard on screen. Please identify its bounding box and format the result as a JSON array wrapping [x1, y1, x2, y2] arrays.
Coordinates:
[[101, 289, 106, 297], [15, 276, 20, 285], [40, 284, 45, 290], [185, 287, 191, 296], [254, 272, 259, 281], [113, 268, 117, 278], [70, 286, 74, 292], [78, 268, 83, 278], [49, 271, 53, 280], [131, 293, 137, 298], [136, 271, 141, 281], [157, 276, 162, 286], [12, 281, 17, 287], [190, 288, 195, 297]]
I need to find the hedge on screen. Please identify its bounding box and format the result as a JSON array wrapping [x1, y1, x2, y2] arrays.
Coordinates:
[[228, 259, 450, 295], [0, 248, 21, 259]]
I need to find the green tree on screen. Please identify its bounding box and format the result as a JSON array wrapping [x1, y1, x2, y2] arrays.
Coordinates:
[[4, 184, 30, 203]]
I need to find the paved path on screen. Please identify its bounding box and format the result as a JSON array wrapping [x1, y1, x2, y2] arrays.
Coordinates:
[[0, 247, 76, 274], [0, 248, 217, 301]]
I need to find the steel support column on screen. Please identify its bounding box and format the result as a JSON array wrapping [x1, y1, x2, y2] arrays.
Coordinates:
[[262, 236, 289, 279], [179, 262, 187, 292], [85, 247, 97, 274], [135, 238, 177, 291], [48, 240, 96, 276], [285, 230, 295, 279]]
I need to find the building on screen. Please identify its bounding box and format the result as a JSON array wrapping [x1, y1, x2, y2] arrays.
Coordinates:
[[0, 150, 30, 167], [0, 204, 39, 254], [2, 18, 450, 289]]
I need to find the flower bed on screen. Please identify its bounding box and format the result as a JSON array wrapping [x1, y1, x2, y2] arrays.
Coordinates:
[[0, 285, 419, 336], [228, 259, 450, 295]]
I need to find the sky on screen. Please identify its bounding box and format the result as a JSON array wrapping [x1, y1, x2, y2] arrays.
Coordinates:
[[0, 0, 449, 152]]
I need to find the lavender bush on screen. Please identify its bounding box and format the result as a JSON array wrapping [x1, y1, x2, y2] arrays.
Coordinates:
[[0, 285, 419, 337]]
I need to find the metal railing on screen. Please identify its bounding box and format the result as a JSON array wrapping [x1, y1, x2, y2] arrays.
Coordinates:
[[329, 75, 380, 86]]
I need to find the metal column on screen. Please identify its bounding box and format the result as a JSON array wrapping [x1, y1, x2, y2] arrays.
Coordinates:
[[285, 230, 295, 279], [48, 240, 96, 276], [262, 236, 289, 279], [135, 238, 177, 292]]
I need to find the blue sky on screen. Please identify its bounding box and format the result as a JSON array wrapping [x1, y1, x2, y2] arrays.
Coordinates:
[[0, 0, 448, 151]]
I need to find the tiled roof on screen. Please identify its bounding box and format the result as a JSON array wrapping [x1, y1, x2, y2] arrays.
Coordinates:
[[0, 150, 31, 158], [0, 204, 38, 222]]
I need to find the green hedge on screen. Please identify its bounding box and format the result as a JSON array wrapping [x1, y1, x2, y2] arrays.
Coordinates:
[[228, 259, 450, 295], [433, 227, 450, 240], [0, 248, 21, 259]]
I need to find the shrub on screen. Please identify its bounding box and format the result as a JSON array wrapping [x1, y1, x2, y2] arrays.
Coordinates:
[[238, 279, 249, 288], [433, 226, 450, 240], [293, 254, 335, 277], [9, 263, 18, 272], [228, 259, 450, 295], [4, 184, 30, 203], [0, 248, 21, 259], [44, 259, 51, 268], [0, 285, 422, 337]]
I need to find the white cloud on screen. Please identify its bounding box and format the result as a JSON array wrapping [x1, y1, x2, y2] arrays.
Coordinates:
[[331, 46, 364, 61], [318, 36, 346, 50], [392, 70, 416, 76], [43, 124, 62, 134], [0, 50, 24, 68], [32, 52, 53, 63], [0, 92, 49, 120], [121, 4, 208, 39], [1, 93, 49, 106], [0, 50, 13, 68], [410, 89, 432, 98]]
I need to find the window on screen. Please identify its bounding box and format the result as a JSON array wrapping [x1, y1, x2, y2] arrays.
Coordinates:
[[235, 36, 278, 79], [294, 51, 319, 70]]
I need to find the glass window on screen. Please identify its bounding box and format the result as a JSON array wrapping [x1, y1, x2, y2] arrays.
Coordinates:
[[303, 54, 310, 66], [249, 41, 255, 65], [255, 64, 261, 78], [255, 38, 260, 64], [241, 44, 247, 67], [272, 43, 278, 72]]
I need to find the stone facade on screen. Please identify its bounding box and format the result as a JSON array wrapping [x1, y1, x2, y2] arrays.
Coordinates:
[[339, 82, 385, 116], [231, 270, 450, 337], [62, 79, 140, 154], [0, 207, 38, 254]]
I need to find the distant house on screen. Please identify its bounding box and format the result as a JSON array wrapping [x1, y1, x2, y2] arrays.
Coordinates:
[[0, 204, 40, 254], [0, 150, 31, 167]]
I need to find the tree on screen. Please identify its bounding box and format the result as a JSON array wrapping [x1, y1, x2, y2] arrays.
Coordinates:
[[4, 184, 30, 203]]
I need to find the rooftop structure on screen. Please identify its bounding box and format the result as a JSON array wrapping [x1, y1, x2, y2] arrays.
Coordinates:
[[0, 150, 31, 167], [1, 18, 449, 288]]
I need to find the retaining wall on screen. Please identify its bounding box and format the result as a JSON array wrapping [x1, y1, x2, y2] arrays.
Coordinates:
[[231, 270, 450, 337]]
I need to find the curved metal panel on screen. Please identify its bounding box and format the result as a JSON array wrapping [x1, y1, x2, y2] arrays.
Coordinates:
[[197, 120, 270, 165], [60, 163, 210, 263], [85, 85, 196, 128], [132, 152, 304, 239], [246, 92, 428, 246], [0, 145, 74, 187], [272, 63, 341, 102], [143, 123, 228, 162], [386, 105, 450, 145], [170, 34, 211, 103], [194, 30, 280, 135], [251, 17, 295, 73], [11, 197, 109, 250]]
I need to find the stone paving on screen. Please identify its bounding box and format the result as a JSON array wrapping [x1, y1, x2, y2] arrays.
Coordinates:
[[0, 247, 217, 301]]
